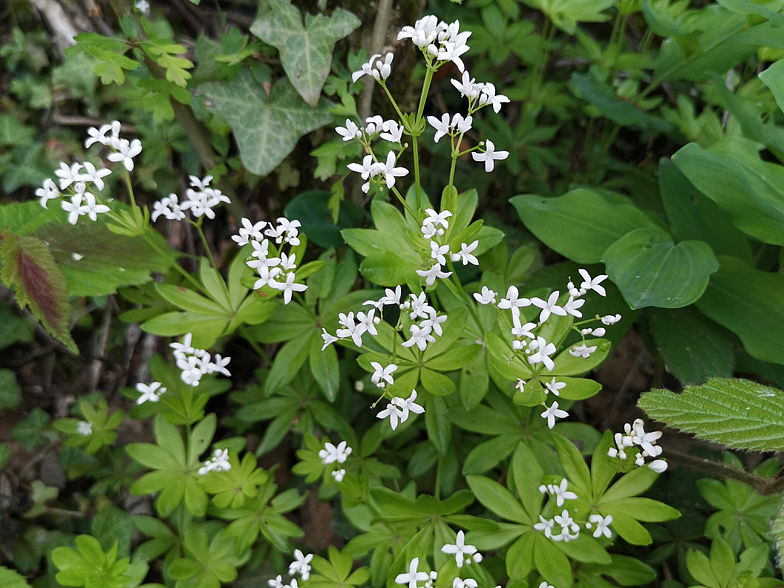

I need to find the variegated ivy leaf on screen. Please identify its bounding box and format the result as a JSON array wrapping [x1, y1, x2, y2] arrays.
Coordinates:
[[639, 378, 784, 452], [250, 1, 360, 107], [200, 70, 332, 176]]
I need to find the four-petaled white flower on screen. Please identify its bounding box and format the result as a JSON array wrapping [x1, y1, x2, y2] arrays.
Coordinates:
[[423, 208, 452, 229], [321, 328, 339, 350], [402, 324, 436, 350], [601, 314, 622, 325], [441, 530, 480, 568], [108, 138, 143, 171], [80, 162, 112, 191], [471, 140, 508, 172], [544, 377, 566, 397], [55, 162, 83, 190], [77, 421, 92, 436], [541, 401, 569, 429], [289, 550, 313, 581], [498, 285, 531, 317], [473, 286, 496, 305], [587, 514, 613, 539], [395, 389, 425, 423], [336, 119, 362, 141], [533, 515, 554, 538], [427, 113, 451, 143], [416, 263, 452, 286], [371, 362, 398, 388], [271, 271, 307, 304], [378, 151, 409, 189], [579, 269, 608, 297], [79, 193, 110, 221], [451, 241, 479, 265], [528, 336, 556, 371], [62, 195, 84, 224], [531, 291, 567, 324], [198, 448, 231, 475], [395, 558, 429, 588], [569, 343, 597, 359], [36, 179, 59, 208], [318, 441, 352, 464], [136, 381, 166, 404], [551, 479, 578, 507], [377, 402, 405, 430]]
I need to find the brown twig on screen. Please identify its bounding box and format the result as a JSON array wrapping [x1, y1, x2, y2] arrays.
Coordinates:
[[666, 448, 784, 496]]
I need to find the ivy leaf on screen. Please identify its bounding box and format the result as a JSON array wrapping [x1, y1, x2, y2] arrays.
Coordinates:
[[250, 1, 360, 106], [200, 70, 332, 176], [639, 378, 784, 452], [0, 115, 35, 147], [0, 233, 76, 352]]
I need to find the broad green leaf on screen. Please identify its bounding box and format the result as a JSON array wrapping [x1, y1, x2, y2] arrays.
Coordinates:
[[200, 70, 332, 176], [649, 306, 735, 385], [639, 378, 784, 452], [466, 475, 530, 524], [760, 59, 784, 113], [534, 534, 572, 587], [658, 158, 752, 262], [310, 333, 340, 401], [463, 434, 521, 475], [91, 505, 134, 557], [672, 138, 784, 246], [695, 256, 784, 364], [1, 233, 76, 353], [602, 227, 718, 309], [250, 1, 359, 106], [520, 0, 613, 33], [510, 190, 655, 264], [550, 339, 610, 376], [0, 566, 30, 588]]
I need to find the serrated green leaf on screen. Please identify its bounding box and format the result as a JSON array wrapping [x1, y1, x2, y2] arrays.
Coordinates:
[[639, 378, 784, 452]]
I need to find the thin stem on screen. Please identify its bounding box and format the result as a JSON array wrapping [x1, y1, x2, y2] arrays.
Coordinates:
[[412, 138, 422, 212], [191, 219, 218, 270], [390, 186, 418, 219], [665, 449, 784, 496], [123, 168, 138, 209]]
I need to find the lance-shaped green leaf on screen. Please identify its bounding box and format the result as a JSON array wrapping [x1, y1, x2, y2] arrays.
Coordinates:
[[200, 70, 332, 176], [0, 233, 77, 353], [602, 227, 718, 309], [640, 378, 784, 452], [250, 1, 359, 106]]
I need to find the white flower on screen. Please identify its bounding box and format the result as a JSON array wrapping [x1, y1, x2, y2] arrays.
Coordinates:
[[254, 265, 283, 290], [563, 296, 585, 318], [36, 178, 59, 208], [587, 514, 613, 539], [544, 378, 566, 397], [578, 269, 608, 297], [188, 175, 213, 190], [85, 123, 113, 148], [511, 315, 536, 342], [364, 115, 384, 135], [601, 314, 622, 325], [77, 421, 92, 436], [380, 286, 402, 306], [107, 138, 143, 171], [318, 441, 352, 464], [357, 309, 380, 337], [408, 293, 434, 320], [171, 333, 195, 356], [478, 83, 510, 113], [79, 162, 112, 191], [289, 551, 313, 581], [336, 312, 367, 347], [437, 33, 471, 72], [233, 218, 266, 245], [402, 324, 436, 351], [430, 241, 451, 265], [381, 120, 404, 143], [451, 241, 479, 265], [62, 195, 84, 224], [352, 53, 394, 82], [395, 558, 429, 588], [423, 208, 452, 229], [347, 154, 376, 193], [336, 119, 361, 141], [395, 389, 425, 423], [569, 344, 597, 359], [451, 70, 479, 99], [136, 381, 166, 404], [528, 336, 556, 371], [452, 113, 473, 134], [551, 479, 578, 507], [79, 193, 110, 221], [531, 291, 567, 324], [321, 329, 338, 350], [269, 576, 284, 588], [471, 140, 509, 172], [453, 579, 477, 588], [420, 311, 448, 336], [208, 354, 232, 377], [270, 272, 307, 304], [198, 448, 231, 475], [473, 286, 497, 305], [371, 362, 398, 388], [539, 583, 554, 588], [441, 530, 479, 568], [648, 460, 668, 473], [378, 151, 409, 189], [416, 262, 452, 286], [427, 113, 451, 143], [377, 402, 405, 430], [55, 162, 83, 190], [331, 469, 346, 482], [515, 379, 526, 393], [541, 401, 568, 429], [179, 355, 204, 386], [498, 286, 531, 317], [135, 0, 150, 13], [533, 515, 554, 538]]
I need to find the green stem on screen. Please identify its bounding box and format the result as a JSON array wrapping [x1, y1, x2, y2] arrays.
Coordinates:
[[412, 138, 422, 212], [391, 186, 418, 219]]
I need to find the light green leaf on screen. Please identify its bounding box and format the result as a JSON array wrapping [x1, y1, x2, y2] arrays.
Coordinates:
[[520, 0, 613, 33], [602, 227, 718, 309], [200, 70, 333, 176], [639, 378, 784, 452], [695, 256, 784, 365], [250, 1, 359, 106], [510, 190, 655, 264], [0, 566, 30, 588]]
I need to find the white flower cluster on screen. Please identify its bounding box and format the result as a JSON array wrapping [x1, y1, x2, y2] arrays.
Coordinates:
[[397, 16, 472, 72], [347, 151, 409, 193], [319, 440, 352, 482], [77, 421, 92, 436], [36, 120, 146, 225], [151, 175, 230, 222], [534, 510, 581, 542], [269, 576, 298, 588], [232, 217, 308, 305], [170, 333, 231, 386], [135, 381, 167, 405], [479, 270, 621, 431], [352, 52, 394, 83], [377, 389, 424, 430], [608, 418, 667, 472], [198, 448, 231, 475], [416, 207, 479, 287], [538, 479, 577, 507], [395, 558, 435, 588]]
